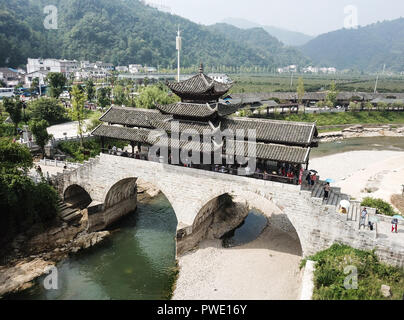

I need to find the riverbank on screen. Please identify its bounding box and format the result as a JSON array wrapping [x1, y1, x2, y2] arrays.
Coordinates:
[[173, 224, 303, 300], [0, 177, 158, 298], [318, 124, 404, 142], [0, 211, 110, 298], [310, 150, 404, 208]]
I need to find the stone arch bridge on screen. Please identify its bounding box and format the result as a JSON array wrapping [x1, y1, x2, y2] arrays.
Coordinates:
[[52, 153, 403, 266]]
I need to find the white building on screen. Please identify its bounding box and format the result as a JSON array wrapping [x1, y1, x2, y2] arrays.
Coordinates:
[[208, 73, 231, 84], [277, 65, 298, 73], [0, 68, 23, 87], [116, 66, 129, 73], [25, 70, 48, 87], [302, 66, 319, 74], [129, 64, 143, 74], [27, 58, 79, 77]]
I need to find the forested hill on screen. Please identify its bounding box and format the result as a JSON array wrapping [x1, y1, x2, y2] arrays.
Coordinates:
[[207, 23, 310, 68], [0, 0, 308, 70], [301, 18, 404, 72]]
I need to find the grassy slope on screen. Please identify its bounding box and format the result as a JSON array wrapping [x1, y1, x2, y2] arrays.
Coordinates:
[[305, 244, 404, 300]]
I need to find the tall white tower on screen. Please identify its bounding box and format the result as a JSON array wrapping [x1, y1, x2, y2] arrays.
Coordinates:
[[176, 27, 182, 82]]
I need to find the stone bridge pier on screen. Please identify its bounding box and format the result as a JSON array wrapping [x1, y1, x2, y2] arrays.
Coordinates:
[[52, 154, 404, 266]]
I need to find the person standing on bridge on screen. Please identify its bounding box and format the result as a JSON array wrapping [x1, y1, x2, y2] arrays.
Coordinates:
[[359, 208, 368, 230], [323, 183, 330, 201], [392, 218, 399, 233]]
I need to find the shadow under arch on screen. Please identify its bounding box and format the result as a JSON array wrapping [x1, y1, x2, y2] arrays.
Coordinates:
[[64, 184, 92, 209], [100, 176, 178, 231], [190, 190, 303, 256]]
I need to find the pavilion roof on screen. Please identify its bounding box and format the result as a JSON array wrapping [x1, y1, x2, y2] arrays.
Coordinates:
[[92, 124, 310, 164], [99, 106, 172, 128], [166, 66, 232, 101], [231, 140, 310, 164], [221, 117, 317, 147], [155, 102, 241, 119]]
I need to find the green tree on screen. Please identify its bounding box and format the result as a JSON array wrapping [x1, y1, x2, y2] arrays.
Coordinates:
[[113, 85, 126, 106], [326, 81, 338, 107], [46, 72, 67, 99], [29, 120, 52, 158], [28, 97, 67, 125], [29, 77, 39, 96], [69, 85, 86, 147], [0, 138, 32, 171], [135, 85, 179, 109], [85, 79, 96, 102], [3, 97, 22, 134], [297, 77, 305, 104], [97, 87, 111, 110]]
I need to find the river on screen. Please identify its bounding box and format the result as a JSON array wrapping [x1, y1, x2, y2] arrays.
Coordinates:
[[5, 136, 404, 300]]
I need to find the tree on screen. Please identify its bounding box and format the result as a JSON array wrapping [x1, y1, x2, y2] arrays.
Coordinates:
[[97, 87, 111, 110], [135, 85, 179, 109], [326, 81, 338, 107], [3, 97, 22, 134], [0, 138, 32, 171], [30, 77, 39, 96], [28, 97, 67, 125], [113, 85, 126, 106], [69, 85, 86, 147], [46, 72, 67, 98], [0, 138, 58, 244], [29, 120, 52, 158], [85, 79, 96, 102], [297, 77, 305, 113]]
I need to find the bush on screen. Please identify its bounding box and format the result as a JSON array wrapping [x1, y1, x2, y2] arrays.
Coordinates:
[[309, 244, 404, 300], [0, 139, 58, 244], [59, 137, 128, 162], [361, 197, 396, 216], [27, 97, 68, 125]]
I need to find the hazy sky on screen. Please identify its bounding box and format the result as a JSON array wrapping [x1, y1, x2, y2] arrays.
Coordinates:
[[160, 0, 404, 36]]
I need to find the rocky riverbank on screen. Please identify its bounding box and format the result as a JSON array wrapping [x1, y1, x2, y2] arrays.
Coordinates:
[[319, 124, 404, 142], [0, 209, 110, 298], [0, 179, 159, 298]]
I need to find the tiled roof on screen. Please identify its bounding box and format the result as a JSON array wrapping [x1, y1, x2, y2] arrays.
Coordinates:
[[222, 117, 317, 146], [231, 140, 310, 164], [217, 103, 241, 116], [156, 102, 217, 118], [155, 102, 241, 118], [92, 124, 153, 143], [99, 106, 172, 127], [167, 73, 232, 95], [92, 125, 309, 164]]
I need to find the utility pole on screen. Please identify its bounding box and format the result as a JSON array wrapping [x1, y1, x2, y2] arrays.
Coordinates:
[[374, 73, 379, 94], [176, 26, 182, 82]]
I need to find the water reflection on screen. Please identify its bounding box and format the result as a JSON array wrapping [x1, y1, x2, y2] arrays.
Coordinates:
[[222, 210, 268, 248], [6, 194, 178, 300]]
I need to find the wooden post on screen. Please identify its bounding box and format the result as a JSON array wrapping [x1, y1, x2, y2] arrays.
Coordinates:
[[101, 137, 105, 153], [131, 141, 135, 157]]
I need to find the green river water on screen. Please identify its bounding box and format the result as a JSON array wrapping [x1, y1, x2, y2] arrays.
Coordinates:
[[5, 136, 404, 300]]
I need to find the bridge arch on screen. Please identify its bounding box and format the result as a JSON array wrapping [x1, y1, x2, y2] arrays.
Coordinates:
[[100, 175, 180, 226], [186, 188, 305, 255], [63, 184, 92, 209]]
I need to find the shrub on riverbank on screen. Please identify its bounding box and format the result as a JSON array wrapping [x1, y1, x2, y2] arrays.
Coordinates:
[[0, 139, 59, 245], [306, 243, 404, 300], [59, 137, 128, 162], [361, 197, 396, 216], [252, 111, 404, 126]]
